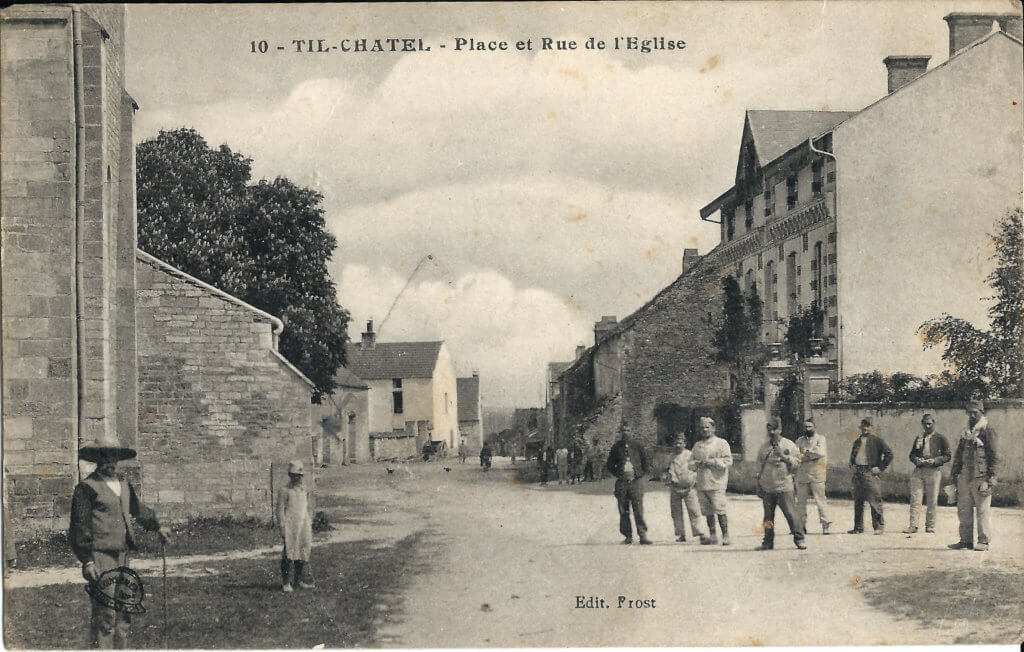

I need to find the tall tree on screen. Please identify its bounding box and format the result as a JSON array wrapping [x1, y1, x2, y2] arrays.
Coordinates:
[[714, 275, 765, 402], [136, 128, 349, 400], [918, 208, 1023, 398]]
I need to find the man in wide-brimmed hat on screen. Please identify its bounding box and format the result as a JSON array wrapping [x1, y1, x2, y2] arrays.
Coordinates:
[[948, 400, 999, 551], [69, 437, 171, 648]]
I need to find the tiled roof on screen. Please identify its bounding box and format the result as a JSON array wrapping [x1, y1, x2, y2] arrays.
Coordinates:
[[746, 110, 856, 165], [333, 365, 369, 390], [347, 341, 443, 380], [456, 376, 480, 422]]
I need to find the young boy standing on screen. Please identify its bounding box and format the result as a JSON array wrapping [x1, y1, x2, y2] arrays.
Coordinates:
[[276, 460, 314, 592]]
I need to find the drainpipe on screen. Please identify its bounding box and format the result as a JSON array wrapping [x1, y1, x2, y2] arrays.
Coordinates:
[[807, 137, 842, 381], [72, 7, 86, 480]]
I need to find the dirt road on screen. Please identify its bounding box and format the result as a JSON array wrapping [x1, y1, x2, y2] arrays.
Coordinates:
[[326, 457, 1023, 647]]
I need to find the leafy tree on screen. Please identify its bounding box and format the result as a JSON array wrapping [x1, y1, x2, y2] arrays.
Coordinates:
[[918, 208, 1023, 398], [136, 128, 349, 400], [784, 303, 826, 360], [713, 275, 766, 403]]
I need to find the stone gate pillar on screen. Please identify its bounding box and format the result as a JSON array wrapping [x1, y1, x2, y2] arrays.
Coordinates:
[[803, 338, 837, 416], [762, 343, 792, 417]]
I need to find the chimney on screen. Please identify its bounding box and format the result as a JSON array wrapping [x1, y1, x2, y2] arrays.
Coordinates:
[[575, 344, 586, 359], [682, 248, 700, 275], [943, 13, 1001, 56], [593, 315, 618, 345], [361, 319, 376, 348], [883, 56, 930, 94]]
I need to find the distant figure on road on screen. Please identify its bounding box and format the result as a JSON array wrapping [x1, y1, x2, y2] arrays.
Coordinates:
[[480, 443, 493, 470], [949, 400, 999, 551], [755, 417, 807, 550], [690, 416, 733, 546], [847, 417, 893, 535], [277, 460, 314, 592], [458, 440, 467, 464], [583, 438, 598, 481], [606, 425, 651, 544], [904, 413, 951, 535], [795, 417, 832, 535], [555, 445, 569, 484], [510, 444, 516, 465], [570, 438, 585, 484], [665, 438, 705, 542], [540, 445, 554, 485]]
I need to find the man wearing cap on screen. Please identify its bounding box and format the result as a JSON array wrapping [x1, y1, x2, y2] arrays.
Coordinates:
[[605, 425, 652, 544], [276, 460, 314, 591], [690, 416, 733, 546], [904, 413, 951, 534], [949, 400, 999, 551], [847, 417, 893, 535], [69, 438, 171, 649], [755, 417, 807, 550]]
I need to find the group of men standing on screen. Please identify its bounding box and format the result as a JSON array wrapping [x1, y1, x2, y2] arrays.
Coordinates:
[[538, 437, 605, 485], [600, 400, 999, 552]]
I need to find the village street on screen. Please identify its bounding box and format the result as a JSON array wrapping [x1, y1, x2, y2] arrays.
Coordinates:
[[339, 458, 1024, 647], [5, 457, 1023, 648]]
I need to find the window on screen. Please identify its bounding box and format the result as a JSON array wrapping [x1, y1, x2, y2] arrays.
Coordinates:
[[812, 160, 824, 195], [778, 244, 784, 261], [763, 187, 773, 218], [392, 378, 403, 414], [802, 233, 809, 251], [725, 209, 735, 241], [744, 200, 753, 230], [764, 260, 777, 321], [757, 253, 763, 270], [827, 231, 837, 243], [786, 175, 798, 210]]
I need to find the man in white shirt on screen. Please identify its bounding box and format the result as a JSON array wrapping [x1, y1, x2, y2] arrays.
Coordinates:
[[795, 417, 832, 535], [690, 417, 734, 546]]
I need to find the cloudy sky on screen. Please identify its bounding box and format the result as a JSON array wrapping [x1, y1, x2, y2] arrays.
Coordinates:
[[126, 1, 1007, 407]]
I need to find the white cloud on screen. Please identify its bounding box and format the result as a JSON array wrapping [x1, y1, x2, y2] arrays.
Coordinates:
[[338, 264, 591, 406]]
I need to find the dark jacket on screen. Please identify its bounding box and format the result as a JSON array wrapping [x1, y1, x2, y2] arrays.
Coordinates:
[[908, 432, 951, 469], [950, 423, 998, 481], [69, 473, 161, 564], [605, 439, 649, 480], [849, 434, 894, 471]]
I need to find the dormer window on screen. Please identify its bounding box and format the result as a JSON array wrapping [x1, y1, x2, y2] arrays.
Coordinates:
[[744, 200, 753, 230], [763, 186, 774, 218], [812, 160, 824, 195], [724, 207, 735, 241]]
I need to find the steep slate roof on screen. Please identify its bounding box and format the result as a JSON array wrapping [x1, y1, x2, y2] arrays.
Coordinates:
[[333, 365, 369, 390], [746, 109, 856, 164], [456, 376, 480, 422], [346, 341, 443, 380], [547, 361, 573, 382]]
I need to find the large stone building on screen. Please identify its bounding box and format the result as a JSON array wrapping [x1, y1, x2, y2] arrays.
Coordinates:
[[347, 321, 460, 460], [1, 4, 317, 536], [135, 251, 315, 519], [2, 5, 138, 535], [699, 14, 1023, 380]]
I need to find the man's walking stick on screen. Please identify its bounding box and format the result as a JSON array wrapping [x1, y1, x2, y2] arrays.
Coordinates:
[[161, 541, 168, 649]]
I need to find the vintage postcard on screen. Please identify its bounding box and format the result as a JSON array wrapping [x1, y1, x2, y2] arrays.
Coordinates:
[[2, 1, 1023, 649]]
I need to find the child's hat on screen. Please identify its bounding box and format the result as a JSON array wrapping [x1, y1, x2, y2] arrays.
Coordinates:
[[288, 459, 305, 475]]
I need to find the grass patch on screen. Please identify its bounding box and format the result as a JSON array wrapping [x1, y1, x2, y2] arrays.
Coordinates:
[[860, 568, 1024, 643], [4, 533, 430, 649], [12, 516, 309, 571]]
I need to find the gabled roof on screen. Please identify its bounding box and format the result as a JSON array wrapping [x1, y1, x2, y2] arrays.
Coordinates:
[[456, 376, 480, 421], [347, 341, 443, 380], [333, 365, 369, 390], [745, 110, 856, 166], [547, 361, 573, 382]]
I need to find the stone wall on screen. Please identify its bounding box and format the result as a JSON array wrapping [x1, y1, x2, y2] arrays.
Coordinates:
[[1, 5, 135, 536], [619, 263, 731, 454], [370, 434, 418, 461], [135, 251, 314, 521]]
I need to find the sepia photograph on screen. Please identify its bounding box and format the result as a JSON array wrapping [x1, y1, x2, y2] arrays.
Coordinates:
[[2, 1, 1023, 648]]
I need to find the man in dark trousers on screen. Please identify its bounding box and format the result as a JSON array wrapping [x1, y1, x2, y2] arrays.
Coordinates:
[[69, 436, 171, 649], [605, 425, 651, 544], [755, 417, 807, 550], [847, 417, 894, 535]]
